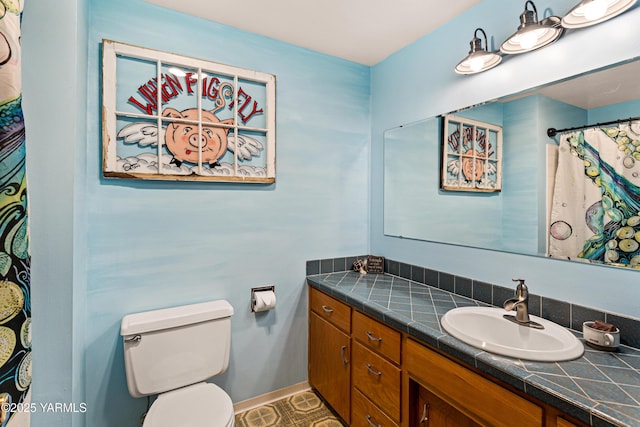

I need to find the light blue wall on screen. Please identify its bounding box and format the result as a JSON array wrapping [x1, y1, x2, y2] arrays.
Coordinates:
[[371, 1, 640, 318], [500, 95, 540, 254], [22, 0, 87, 426], [24, 0, 369, 426], [589, 99, 640, 123]]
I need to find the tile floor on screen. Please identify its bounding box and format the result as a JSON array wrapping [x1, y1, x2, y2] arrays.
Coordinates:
[[235, 390, 346, 427]]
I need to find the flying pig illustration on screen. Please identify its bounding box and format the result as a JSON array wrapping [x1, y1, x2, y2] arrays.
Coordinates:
[[116, 116, 264, 172], [162, 107, 234, 168]]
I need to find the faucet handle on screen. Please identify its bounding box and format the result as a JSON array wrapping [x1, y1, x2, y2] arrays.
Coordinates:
[[511, 278, 528, 299]]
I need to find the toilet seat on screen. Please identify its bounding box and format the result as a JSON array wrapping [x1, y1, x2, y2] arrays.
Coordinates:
[[143, 382, 234, 427]]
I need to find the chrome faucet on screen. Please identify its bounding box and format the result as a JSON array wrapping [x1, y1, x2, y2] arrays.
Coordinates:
[[503, 278, 543, 329]]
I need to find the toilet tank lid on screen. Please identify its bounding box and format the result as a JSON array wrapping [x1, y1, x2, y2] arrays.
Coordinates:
[[120, 300, 234, 336]]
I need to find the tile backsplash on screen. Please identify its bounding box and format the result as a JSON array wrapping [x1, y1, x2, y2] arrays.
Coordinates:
[[306, 255, 640, 349]]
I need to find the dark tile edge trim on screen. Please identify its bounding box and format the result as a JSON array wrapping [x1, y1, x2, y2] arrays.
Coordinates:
[[305, 255, 640, 350]]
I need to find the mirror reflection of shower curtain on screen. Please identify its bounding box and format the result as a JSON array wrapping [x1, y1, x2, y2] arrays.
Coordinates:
[[0, 1, 32, 426], [548, 123, 640, 268]]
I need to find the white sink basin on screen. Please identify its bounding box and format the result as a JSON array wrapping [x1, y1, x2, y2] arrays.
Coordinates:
[[441, 307, 584, 362]]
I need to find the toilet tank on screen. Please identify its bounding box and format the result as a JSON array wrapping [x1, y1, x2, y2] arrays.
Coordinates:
[[120, 300, 234, 398]]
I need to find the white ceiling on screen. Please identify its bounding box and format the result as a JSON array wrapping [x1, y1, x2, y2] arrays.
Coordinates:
[[499, 59, 640, 110], [533, 60, 640, 109], [144, 0, 482, 65]]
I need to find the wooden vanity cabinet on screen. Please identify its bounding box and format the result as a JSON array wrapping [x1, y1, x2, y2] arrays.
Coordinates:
[[405, 337, 543, 427], [308, 286, 590, 427], [308, 288, 351, 423], [405, 338, 590, 427], [556, 418, 582, 427], [412, 383, 481, 427]]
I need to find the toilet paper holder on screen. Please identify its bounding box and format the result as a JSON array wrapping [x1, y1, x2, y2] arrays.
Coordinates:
[[251, 285, 275, 312]]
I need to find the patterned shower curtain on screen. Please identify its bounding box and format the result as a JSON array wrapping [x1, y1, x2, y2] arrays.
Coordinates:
[[549, 123, 640, 268], [0, 1, 31, 426]]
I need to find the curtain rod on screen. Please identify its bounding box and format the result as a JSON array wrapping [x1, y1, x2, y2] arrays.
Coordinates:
[[547, 116, 640, 138]]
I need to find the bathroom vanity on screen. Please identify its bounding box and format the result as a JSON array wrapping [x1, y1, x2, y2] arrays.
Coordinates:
[[307, 271, 639, 427]]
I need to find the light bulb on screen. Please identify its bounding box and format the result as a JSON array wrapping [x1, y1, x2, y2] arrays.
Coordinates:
[[469, 57, 486, 72], [583, 0, 608, 20], [519, 31, 539, 49]]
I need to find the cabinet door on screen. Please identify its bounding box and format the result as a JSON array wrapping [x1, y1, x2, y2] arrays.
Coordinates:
[[556, 418, 581, 427], [405, 339, 542, 427], [415, 385, 480, 427], [309, 311, 351, 423]]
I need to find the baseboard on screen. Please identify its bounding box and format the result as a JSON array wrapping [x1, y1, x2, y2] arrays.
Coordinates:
[[233, 381, 311, 414]]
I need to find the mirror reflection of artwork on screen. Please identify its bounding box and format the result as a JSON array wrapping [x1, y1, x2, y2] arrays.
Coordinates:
[[383, 58, 640, 267], [102, 40, 276, 183], [441, 115, 502, 192]]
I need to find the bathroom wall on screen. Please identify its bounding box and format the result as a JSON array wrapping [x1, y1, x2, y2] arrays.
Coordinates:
[[22, 0, 88, 426], [23, 0, 369, 426], [589, 99, 640, 123], [371, 0, 640, 318]]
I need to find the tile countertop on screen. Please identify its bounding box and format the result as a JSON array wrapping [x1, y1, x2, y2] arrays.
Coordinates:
[[306, 271, 640, 427]]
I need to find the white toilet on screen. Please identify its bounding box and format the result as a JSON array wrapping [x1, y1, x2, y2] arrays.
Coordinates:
[[121, 300, 235, 427]]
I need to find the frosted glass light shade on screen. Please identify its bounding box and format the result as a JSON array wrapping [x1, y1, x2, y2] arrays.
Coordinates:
[[455, 51, 502, 74], [500, 18, 563, 54], [561, 0, 637, 28], [500, 2, 564, 54], [455, 28, 502, 75]]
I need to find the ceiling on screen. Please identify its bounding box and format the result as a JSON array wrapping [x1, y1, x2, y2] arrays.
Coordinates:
[[499, 59, 640, 110], [144, 0, 482, 65], [533, 59, 640, 109]]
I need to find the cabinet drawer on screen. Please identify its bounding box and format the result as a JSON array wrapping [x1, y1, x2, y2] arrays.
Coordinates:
[[405, 338, 542, 427], [351, 388, 398, 427], [352, 341, 401, 422], [353, 311, 401, 364], [310, 287, 351, 333]]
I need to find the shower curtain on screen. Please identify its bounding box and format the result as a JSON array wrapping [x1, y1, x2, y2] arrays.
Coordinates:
[[0, 1, 31, 426], [549, 122, 640, 268]]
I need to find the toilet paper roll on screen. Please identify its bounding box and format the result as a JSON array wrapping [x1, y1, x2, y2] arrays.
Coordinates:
[[252, 290, 276, 312]]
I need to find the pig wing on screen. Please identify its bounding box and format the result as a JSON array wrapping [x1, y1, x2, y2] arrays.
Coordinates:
[[117, 122, 165, 147], [227, 134, 264, 161]]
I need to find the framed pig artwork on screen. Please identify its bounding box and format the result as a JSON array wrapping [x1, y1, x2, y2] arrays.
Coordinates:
[[441, 114, 502, 192], [102, 40, 276, 183]]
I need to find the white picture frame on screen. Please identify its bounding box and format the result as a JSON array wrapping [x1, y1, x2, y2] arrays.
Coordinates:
[[102, 40, 276, 183]]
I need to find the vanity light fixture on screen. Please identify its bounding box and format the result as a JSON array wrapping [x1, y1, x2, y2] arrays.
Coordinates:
[[454, 28, 502, 75], [561, 0, 637, 28], [500, 1, 564, 55]]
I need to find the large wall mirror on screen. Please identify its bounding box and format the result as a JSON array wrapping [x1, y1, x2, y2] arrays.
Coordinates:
[[384, 57, 640, 269]]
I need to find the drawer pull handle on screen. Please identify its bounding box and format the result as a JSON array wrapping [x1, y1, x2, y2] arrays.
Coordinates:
[[321, 305, 334, 313], [340, 345, 348, 366], [366, 331, 382, 342], [366, 415, 381, 427], [420, 403, 430, 424], [366, 364, 382, 376]]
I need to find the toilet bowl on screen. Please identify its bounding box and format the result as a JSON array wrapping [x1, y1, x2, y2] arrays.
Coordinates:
[[143, 383, 234, 427]]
